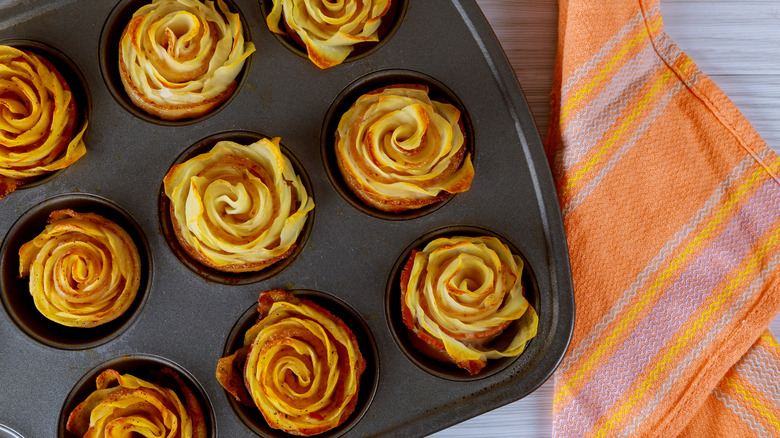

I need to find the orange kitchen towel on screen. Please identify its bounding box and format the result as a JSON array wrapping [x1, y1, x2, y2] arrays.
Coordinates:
[[545, 0, 780, 437]]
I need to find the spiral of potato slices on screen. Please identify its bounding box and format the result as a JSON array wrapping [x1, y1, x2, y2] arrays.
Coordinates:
[[401, 236, 538, 374], [164, 138, 313, 273], [18, 210, 141, 328], [0, 45, 87, 198], [119, 0, 255, 120], [336, 85, 474, 212], [66, 368, 207, 438], [217, 290, 366, 436], [267, 0, 391, 69]]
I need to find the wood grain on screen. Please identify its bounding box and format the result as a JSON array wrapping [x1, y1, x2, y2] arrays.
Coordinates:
[[432, 0, 780, 436]]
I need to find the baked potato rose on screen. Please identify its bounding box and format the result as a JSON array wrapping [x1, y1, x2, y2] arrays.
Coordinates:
[[266, 0, 391, 69], [66, 368, 207, 438], [163, 138, 313, 273], [19, 210, 141, 328], [0, 45, 87, 198], [336, 85, 473, 212], [217, 290, 366, 436], [119, 0, 255, 120], [401, 235, 538, 374]]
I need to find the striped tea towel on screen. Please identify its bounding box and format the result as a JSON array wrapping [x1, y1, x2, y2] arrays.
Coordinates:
[[545, 0, 780, 436]]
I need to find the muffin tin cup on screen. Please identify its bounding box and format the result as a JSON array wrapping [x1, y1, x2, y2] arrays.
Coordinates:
[[0, 193, 152, 350], [221, 289, 379, 438], [385, 225, 540, 381], [57, 353, 216, 438], [0, 39, 92, 190], [158, 130, 315, 285], [321, 68, 476, 221], [99, 0, 253, 125], [258, 0, 409, 66]]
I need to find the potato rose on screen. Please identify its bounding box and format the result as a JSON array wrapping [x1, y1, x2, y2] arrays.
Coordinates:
[[267, 0, 391, 68], [119, 0, 255, 120], [217, 290, 366, 436], [336, 85, 473, 212], [18, 210, 141, 328], [0, 45, 87, 198], [163, 138, 313, 273], [66, 368, 207, 438], [401, 235, 538, 374]]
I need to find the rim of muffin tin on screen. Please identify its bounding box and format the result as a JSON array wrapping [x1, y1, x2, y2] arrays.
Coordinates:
[[158, 130, 315, 285], [320, 68, 476, 221], [0, 39, 92, 190], [57, 353, 216, 438], [385, 225, 540, 381], [0, 193, 152, 350], [221, 289, 379, 438], [258, 0, 408, 67], [98, 0, 253, 126], [0, 424, 24, 438]]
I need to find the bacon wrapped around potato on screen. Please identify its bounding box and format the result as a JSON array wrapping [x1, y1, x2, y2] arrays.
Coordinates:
[[336, 85, 473, 212], [217, 290, 366, 436], [401, 235, 538, 374], [119, 0, 255, 120], [266, 0, 391, 69], [163, 138, 313, 273], [66, 368, 207, 438], [0, 45, 87, 198], [19, 210, 141, 328]]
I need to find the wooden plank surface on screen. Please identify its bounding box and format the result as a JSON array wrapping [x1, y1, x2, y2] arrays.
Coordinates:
[[430, 0, 780, 436]]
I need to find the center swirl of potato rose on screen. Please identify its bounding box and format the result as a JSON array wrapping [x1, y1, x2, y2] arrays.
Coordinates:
[[336, 85, 474, 212], [163, 138, 313, 272], [119, 0, 255, 119], [66, 368, 207, 438], [401, 236, 538, 374], [0, 45, 87, 198], [266, 0, 391, 68], [244, 298, 364, 435], [18, 210, 141, 328]]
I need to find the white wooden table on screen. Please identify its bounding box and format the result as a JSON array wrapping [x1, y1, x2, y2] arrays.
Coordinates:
[[431, 1, 780, 436]]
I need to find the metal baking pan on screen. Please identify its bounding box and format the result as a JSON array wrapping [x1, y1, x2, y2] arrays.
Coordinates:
[[0, 0, 574, 436]]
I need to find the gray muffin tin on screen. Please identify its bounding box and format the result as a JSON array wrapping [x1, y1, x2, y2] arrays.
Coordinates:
[[0, 0, 574, 436]]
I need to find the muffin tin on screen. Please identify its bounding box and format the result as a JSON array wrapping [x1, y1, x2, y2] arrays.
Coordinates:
[[0, 0, 574, 436]]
